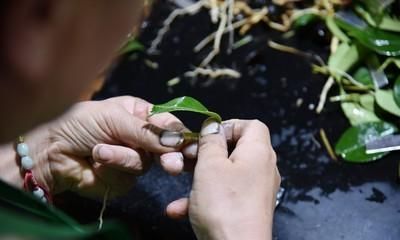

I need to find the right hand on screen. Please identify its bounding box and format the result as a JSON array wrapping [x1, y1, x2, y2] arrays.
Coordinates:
[[167, 119, 281, 240]]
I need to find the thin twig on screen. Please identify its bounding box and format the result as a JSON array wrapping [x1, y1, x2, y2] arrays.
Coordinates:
[[316, 76, 334, 113], [329, 67, 367, 88], [227, 0, 235, 53], [200, 2, 229, 67], [184, 67, 241, 78], [319, 128, 338, 161], [148, 1, 205, 54], [98, 186, 110, 231], [209, 0, 219, 23], [194, 19, 247, 52], [268, 40, 325, 66]]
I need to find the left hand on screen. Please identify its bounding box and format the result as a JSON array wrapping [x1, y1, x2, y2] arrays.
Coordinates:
[[24, 96, 191, 198]]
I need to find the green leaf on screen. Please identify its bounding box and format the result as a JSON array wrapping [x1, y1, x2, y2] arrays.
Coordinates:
[[375, 89, 400, 116], [353, 67, 374, 87], [119, 38, 144, 55], [367, 0, 394, 12], [393, 76, 400, 108], [359, 94, 376, 112], [326, 16, 350, 43], [0, 207, 130, 239], [328, 43, 362, 72], [355, 5, 400, 32], [335, 121, 398, 162], [341, 102, 380, 126], [150, 96, 222, 122], [0, 180, 78, 227], [360, 0, 394, 23], [0, 182, 131, 239], [293, 13, 319, 29], [335, 13, 400, 56]]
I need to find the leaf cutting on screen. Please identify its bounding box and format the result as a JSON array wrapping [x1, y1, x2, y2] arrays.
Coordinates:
[[150, 96, 222, 122]]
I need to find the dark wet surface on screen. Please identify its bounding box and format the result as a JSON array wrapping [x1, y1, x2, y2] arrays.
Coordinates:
[[58, 1, 400, 239]]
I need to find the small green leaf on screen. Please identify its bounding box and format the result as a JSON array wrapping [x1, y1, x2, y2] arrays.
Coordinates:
[[326, 16, 350, 43], [119, 38, 144, 55], [341, 102, 380, 126], [353, 67, 374, 87], [359, 94, 376, 112], [335, 13, 400, 56], [335, 121, 398, 162], [293, 13, 319, 29], [355, 5, 400, 32], [150, 96, 222, 122], [361, 0, 394, 23], [328, 43, 362, 72], [375, 89, 400, 116], [393, 76, 400, 108]]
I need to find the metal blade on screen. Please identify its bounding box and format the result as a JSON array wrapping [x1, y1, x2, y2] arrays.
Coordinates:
[[365, 135, 400, 154]]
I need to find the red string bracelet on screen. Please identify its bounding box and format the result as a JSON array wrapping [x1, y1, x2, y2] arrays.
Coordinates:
[[17, 136, 51, 203]]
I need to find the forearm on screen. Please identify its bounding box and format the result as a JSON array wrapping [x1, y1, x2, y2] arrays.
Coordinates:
[[195, 214, 273, 240]]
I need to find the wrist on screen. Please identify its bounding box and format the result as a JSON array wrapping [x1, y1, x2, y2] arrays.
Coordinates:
[[23, 127, 55, 195], [0, 143, 24, 188], [0, 128, 54, 196], [198, 215, 272, 240]]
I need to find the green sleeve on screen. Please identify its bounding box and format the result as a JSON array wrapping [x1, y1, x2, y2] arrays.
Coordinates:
[[0, 181, 131, 240]]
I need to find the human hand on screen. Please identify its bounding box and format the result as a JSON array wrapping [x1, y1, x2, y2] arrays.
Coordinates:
[[23, 96, 193, 198], [167, 119, 280, 240]]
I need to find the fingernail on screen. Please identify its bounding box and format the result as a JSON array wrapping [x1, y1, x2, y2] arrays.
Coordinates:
[[200, 118, 220, 136], [182, 142, 198, 158], [160, 152, 184, 174], [160, 131, 184, 147], [222, 122, 233, 141], [97, 146, 113, 160]]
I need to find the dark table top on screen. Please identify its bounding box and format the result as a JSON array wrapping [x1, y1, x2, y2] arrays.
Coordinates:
[[59, 2, 400, 239]]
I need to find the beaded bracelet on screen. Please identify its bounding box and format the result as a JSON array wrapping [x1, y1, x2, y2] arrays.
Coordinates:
[[17, 136, 51, 203]]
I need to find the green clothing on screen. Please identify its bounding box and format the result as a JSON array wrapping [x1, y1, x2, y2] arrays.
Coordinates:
[[0, 181, 131, 240]]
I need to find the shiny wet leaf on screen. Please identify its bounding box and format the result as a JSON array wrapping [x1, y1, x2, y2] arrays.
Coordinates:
[[335, 12, 400, 56], [150, 96, 222, 122], [341, 102, 380, 126], [335, 122, 398, 162]]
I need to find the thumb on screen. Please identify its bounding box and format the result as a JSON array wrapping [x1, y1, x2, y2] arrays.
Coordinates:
[[197, 118, 228, 167]]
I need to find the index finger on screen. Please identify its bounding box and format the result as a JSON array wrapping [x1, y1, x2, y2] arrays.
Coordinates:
[[222, 119, 271, 146], [223, 119, 274, 163], [105, 96, 186, 131]]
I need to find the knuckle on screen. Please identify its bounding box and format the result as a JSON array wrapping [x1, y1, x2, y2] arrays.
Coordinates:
[[247, 120, 271, 141], [250, 119, 270, 135], [253, 145, 277, 166], [269, 148, 278, 165], [138, 123, 156, 140]]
